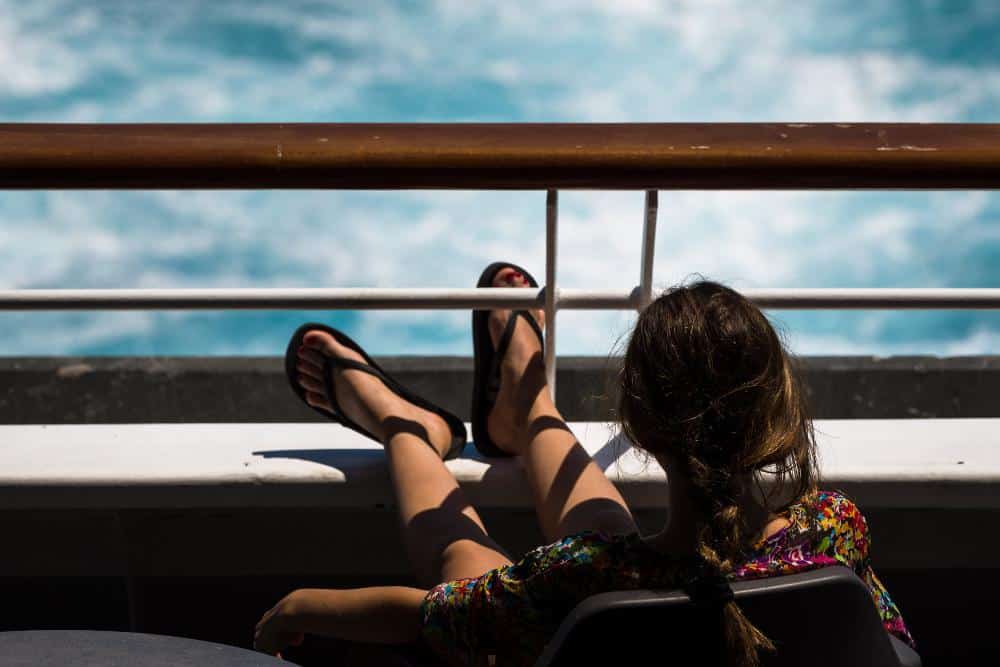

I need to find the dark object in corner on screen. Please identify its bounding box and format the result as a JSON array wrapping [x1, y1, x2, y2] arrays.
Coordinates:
[[0, 630, 290, 666]]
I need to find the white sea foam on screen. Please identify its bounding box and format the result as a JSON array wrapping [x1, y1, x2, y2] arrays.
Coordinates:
[[0, 1, 997, 356]]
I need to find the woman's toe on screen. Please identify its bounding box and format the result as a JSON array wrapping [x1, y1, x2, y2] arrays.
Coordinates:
[[298, 375, 325, 394], [296, 361, 322, 380], [297, 346, 324, 368], [305, 391, 331, 411], [492, 267, 519, 288], [302, 330, 340, 355]]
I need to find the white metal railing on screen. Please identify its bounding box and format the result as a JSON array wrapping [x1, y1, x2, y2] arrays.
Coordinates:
[[3, 190, 1000, 396]]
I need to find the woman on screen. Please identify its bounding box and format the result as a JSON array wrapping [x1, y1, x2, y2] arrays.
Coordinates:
[[254, 264, 913, 666]]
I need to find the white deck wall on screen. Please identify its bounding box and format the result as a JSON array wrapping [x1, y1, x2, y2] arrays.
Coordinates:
[[2, 419, 997, 578], [3, 419, 998, 510]]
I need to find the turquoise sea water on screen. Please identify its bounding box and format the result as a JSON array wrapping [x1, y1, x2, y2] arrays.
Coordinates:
[[0, 0, 998, 356]]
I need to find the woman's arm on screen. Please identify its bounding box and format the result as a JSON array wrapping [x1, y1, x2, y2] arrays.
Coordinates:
[[253, 586, 428, 655]]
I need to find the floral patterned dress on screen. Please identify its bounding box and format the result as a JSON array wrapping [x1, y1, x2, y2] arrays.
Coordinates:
[[420, 490, 913, 666]]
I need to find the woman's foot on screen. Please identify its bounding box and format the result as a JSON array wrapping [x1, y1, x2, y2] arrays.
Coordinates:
[[294, 331, 455, 458], [485, 267, 552, 455]]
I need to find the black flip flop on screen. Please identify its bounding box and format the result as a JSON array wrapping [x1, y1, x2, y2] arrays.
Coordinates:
[[285, 322, 467, 460], [471, 262, 545, 458]]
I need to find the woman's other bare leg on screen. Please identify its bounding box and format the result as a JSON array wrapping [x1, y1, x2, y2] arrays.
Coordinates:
[[382, 423, 512, 585], [486, 269, 637, 542]]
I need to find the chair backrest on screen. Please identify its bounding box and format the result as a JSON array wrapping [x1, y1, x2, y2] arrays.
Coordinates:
[[534, 567, 909, 667]]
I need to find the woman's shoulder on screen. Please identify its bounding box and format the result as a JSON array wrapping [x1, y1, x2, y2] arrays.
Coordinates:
[[801, 489, 868, 527], [791, 489, 871, 564]]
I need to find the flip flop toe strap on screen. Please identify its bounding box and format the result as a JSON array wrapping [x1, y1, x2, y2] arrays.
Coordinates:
[[486, 310, 545, 404], [321, 354, 461, 457], [520, 309, 544, 346], [321, 356, 382, 442]]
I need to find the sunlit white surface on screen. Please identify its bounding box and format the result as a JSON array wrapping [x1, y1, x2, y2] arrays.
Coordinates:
[[1, 419, 997, 510]]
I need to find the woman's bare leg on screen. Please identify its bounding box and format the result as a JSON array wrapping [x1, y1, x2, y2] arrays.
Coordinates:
[[295, 331, 512, 587], [486, 269, 638, 542]]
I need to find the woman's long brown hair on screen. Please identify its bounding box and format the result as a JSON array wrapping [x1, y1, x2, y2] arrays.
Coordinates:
[[618, 280, 818, 667]]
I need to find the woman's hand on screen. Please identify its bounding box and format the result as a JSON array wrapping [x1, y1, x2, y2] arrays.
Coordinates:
[[254, 590, 306, 657]]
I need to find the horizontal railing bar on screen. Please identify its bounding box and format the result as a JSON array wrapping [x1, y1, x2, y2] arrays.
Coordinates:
[[2, 287, 1000, 310], [1, 123, 998, 190], [0, 288, 545, 311], [745, 288, 1000, 309]]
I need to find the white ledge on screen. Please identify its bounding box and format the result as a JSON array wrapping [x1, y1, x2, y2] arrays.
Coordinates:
[[2, 419, 998, 510]]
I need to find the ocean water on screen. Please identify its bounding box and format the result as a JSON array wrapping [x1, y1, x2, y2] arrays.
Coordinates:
[[0, 0, 997, 357]]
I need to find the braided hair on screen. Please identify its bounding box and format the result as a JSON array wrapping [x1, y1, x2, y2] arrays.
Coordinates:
[[619, 280, 817, 667]]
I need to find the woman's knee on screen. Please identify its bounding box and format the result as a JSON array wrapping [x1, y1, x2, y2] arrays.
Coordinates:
[[438, 539, 512, 583], [558, 502, 637, 539]]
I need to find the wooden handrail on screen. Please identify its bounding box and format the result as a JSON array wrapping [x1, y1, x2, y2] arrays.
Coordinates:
[[0, 122, 997, 189]]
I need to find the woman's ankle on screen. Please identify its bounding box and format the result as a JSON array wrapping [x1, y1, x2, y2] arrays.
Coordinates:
[[510, 391, 565, 450], [381, 409, 454, 459]]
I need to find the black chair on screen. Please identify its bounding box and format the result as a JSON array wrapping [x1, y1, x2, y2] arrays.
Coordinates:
[[535, 567, 920, 667]]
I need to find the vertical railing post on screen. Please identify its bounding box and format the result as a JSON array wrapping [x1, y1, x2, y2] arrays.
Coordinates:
[[638, 190, 658, 310], [545, 190, 559, 399]]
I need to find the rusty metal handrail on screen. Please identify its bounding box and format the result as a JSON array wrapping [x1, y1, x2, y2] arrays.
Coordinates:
[[0, 123, 997, 189], [3, 122, 999, 383]]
